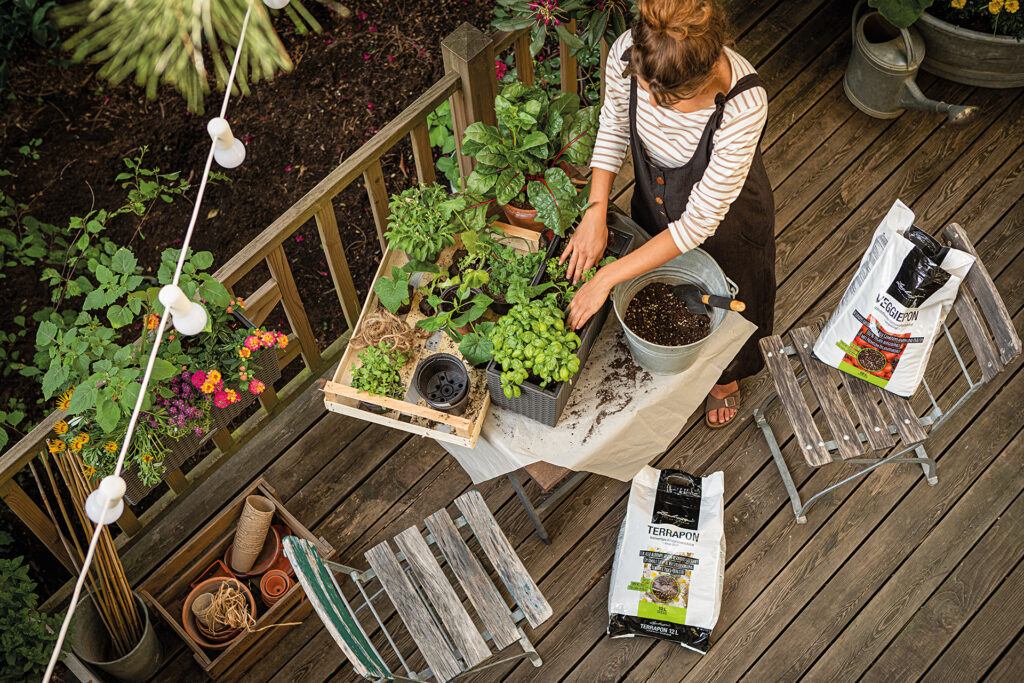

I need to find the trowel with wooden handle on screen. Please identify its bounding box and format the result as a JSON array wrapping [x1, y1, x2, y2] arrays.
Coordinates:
[[672, 283, 746, 316]]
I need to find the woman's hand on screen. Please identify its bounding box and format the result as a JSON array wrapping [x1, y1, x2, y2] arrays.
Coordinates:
[[560, 202, 608, 284], [567, 271, 613, 330]]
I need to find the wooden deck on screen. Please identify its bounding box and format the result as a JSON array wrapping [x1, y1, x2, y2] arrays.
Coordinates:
[[135, 1, 1024, 680]]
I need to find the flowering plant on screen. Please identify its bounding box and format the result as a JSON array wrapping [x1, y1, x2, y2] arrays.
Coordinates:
[[39, 246, 286, 486], [871, 0, 1023, 38], [492, 0, 632, 55]]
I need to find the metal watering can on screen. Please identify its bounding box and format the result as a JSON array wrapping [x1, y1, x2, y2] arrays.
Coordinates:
[[844, 0, 977, 123]]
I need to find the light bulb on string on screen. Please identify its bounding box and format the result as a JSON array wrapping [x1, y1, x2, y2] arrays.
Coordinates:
[[207, 117, 246, 169], [263, 0, 290, 8], [158, 284, 208, 335], [84, 475, 126, 525]]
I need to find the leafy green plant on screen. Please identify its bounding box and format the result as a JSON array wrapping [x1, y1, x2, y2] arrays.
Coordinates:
[[463, 82, 598, 235], [492, 0, 633, 55], [374, 260, 440, 314], [0, 556, 68, 681], [542, 253, 616, 306], [417, 269, 493, 341], [427, 101, 460, 186], [385, 183, 469, 262], [0, 0, 57, 92], [351, 341, 408, 400], [489, 294, 581, 397], [458, 320, 496, 367]]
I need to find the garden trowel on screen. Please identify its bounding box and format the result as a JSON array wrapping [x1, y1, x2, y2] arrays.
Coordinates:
[[672, 283, 746, 316]]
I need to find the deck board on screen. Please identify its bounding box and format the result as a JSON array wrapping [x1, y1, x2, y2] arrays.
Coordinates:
[[141, 7, 1024, 680]]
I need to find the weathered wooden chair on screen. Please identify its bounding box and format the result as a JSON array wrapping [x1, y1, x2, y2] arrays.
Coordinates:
[[754, 224, 1021, 523], [283, 490, 551, 682]]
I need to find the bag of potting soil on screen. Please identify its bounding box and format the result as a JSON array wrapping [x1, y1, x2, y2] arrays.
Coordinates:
[[607, 467, 725, 654], [813, 199, 974, 397]]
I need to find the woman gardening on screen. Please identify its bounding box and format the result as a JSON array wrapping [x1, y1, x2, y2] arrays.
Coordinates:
[[564, 0, 775, 429]]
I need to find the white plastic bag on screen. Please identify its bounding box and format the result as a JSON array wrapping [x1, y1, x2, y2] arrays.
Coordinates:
[[814, 200, 974, 397], [607, 467, 725, 654]]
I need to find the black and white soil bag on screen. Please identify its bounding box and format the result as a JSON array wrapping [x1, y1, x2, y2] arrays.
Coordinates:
[[608, 467, 725, 654], [814, 200, 974, 397]]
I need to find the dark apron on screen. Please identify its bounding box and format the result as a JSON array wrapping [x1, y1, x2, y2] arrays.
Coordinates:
[[626, 64, 776, 384]]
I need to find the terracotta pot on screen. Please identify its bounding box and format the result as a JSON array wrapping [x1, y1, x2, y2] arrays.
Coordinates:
[[181, 578, 256, 651], [223, 525, 280, 578], [260, 569, 292, 607], [189, 559, 236, 590], [500, 202, 544, 232], [269, 524, 295, 577]]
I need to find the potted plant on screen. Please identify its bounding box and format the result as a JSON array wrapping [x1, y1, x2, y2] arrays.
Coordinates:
[[350, 341, 409, 411], [870, 0, 1024, 86], [384, 183, 470, 263], [0, 557, 69, 681], [36, 247, 285, 502], [417, 269, 493, 339], [463, 82, 599, 235]]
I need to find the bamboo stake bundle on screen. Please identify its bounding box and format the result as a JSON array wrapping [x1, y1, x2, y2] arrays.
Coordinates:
[[39, 450, 144, 659]]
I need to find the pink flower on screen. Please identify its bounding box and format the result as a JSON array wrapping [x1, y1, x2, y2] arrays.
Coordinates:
[[249, 379, 266, 395], [369, 26, 377, 32], [285, 165, 293, 172], [495, 59, 508, 80], [244, 335, 261, 350], [191, 371, 207, 388], [387, 55, 394, 62], [358, 11, 367, 20], [363, 53, 371, 60], [213, 391, 231, 408]]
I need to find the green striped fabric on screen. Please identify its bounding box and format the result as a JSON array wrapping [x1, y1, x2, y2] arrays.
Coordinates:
[[283, 536, 392, 681]]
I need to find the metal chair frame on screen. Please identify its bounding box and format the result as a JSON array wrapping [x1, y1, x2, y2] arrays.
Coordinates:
[[317, 513, 542, 682], [753, 320, 983, 524]]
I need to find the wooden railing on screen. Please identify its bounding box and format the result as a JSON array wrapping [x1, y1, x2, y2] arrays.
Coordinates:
[[1, 21, 588, 573]]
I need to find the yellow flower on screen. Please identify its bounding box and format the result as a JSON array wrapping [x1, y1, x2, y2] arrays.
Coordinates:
[[47, 439, 66, 453], [201, 380, 216, 394], [951, 0, 966, 7], [238, 346, 251, 359], [69, 439, 83, 453], [208, 369, 221, 384], [990, 0, 1004, 13], [82, 465, 96, 480], [1006, 0, 1019, 11], [142, 453, 154, 463], [56, 388, 74, 411], [103, 441, 118, 453], [77, 433, 89, 445], [54, 420, 69, 435]]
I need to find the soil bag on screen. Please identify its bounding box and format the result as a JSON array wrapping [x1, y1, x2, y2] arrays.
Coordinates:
[[607, 467, 725, 654], [814, 200, 974, 397]]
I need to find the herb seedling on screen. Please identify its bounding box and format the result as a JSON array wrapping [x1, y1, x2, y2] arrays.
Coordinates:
[[351, 341, 408, 400]]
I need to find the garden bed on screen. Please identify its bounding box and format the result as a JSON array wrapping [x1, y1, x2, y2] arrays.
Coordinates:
[[322, 222, 546, 447]]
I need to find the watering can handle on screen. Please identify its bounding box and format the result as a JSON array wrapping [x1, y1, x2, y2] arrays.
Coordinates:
[[851, 0, 918, 67]]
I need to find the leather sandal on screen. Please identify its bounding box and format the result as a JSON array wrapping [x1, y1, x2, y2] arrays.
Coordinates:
[[705, 388, 740, 429]]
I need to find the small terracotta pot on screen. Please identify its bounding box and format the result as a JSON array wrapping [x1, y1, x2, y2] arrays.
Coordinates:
[[269, 524, 295, 577], [260, 569, 292, 607], [189, 559, 236, 590], [182, 578, 256, 651], [500, 202, 544, 232]]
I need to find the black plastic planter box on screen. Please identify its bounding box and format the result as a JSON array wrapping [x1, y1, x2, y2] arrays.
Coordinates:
[[485, 225, 634, 426]]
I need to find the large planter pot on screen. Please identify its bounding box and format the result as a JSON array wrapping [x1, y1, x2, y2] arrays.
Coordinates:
[[917, 12, 1024, 87], [500, 202, 545, 232], [73, 593, 162, 683], [122, 346, 282, 503]]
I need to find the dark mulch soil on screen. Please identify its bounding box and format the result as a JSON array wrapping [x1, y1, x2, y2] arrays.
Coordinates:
[[624, 282, 711, 346], [0, 0, 493, 593]]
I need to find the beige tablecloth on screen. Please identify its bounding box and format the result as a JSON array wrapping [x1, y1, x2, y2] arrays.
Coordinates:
[[439, 310, 755, 483]]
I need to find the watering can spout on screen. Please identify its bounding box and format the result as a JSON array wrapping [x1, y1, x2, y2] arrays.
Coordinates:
[[898, 80, 980, 125]]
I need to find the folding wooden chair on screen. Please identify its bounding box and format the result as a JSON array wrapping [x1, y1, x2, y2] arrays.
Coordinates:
[[283, 490, 551, 682], [753, 224, 1021, 523]]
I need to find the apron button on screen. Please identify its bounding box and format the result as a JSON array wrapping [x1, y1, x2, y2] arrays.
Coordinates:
[[656, 177, 664, 184], [655, 197, 664, 205]]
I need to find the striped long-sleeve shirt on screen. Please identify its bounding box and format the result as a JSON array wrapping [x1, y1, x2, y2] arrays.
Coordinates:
[[591, 32, 768, 253]]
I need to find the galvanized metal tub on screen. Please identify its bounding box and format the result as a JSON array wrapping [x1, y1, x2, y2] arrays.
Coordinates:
[[917, 12, 1024, 88], [611, 248, 737, 375]]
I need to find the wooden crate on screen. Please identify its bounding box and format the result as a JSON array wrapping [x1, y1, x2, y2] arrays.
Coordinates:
[[323, 222, 544, 448], [138, 478, 334, 681]]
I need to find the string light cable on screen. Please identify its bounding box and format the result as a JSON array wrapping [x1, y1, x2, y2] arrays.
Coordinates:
[[41, 1, 288, 679]]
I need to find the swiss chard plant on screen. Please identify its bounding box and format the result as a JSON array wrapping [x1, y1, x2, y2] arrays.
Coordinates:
[[351, 341, 408, 400], [463, 82, 599, 236]]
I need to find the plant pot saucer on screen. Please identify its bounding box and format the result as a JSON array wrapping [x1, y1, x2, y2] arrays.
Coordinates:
[[224, 526, 280, 578]]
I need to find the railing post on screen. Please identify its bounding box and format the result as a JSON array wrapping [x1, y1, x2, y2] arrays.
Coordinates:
[[409, 123, 437, 186], [441, 23, 497, 180], [314, 200, 362, 329], [559, 19, 579, 96], [363, 159, 391, 252]]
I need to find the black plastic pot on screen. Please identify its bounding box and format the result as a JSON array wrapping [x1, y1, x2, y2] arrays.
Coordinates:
[[413, 353, 470, 415]]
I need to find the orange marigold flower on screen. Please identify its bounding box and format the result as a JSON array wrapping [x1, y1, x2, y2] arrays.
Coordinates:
[[142, 454, 154, 463], [951, 0, 966, 7], [47, 439, 66, 453], [56, 388, 74, 411], [990, 0, 1004, 12], [1006, 0, 1019, 11], [103, 441, 118, 453], [78, 433, 89, 444], [54, 420, 69, 435], [83, 465, 96, 479]]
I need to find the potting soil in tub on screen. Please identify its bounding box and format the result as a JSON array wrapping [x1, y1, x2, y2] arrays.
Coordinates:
[[623, 283, 711, 346]]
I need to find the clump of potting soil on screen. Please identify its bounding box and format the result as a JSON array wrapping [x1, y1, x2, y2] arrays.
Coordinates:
[[624, 283, 711, 346]]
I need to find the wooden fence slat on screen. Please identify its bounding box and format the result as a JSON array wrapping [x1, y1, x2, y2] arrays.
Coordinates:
[[789, 327, 862, 459], [362, 160, 390, 252], [258, 384, 280, 414], [409, 123, 437, 187], [0, 478, 75, 572], [116, 505, 142, 537], [365, 541, 463, 682], [559, 19, 578, 97], [314, 201, 361, 329], [514, 30, 534, 87], [265, 246, 322, 369]]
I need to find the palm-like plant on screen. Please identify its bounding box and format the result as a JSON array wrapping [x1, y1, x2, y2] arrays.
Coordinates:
[[55, 0, 329, 112]]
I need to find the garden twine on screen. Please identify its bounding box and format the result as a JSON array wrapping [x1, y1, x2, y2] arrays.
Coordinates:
[[350, 309, 420, 355], [207, 581, 300, 634], [230, 495, 275, 573]]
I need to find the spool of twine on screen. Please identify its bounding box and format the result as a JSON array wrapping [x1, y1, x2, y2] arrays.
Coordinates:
[[350, 308, 420, 354], [191, 592, 217, 629], [230, 495, 274, 572]]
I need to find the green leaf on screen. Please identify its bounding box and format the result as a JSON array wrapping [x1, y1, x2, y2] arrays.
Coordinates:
[[35, 321, 57, 348], [191, 251, 214, 270], [82, 288, 106, 311], [198, 279, 230, 308], [94, 264, 114, 284], [95, 394, 120, 433], [373, 271, 411, 314], [459, 332, 494, 366], [549, 92, 580, 116], [417, 316, 447, 332], [106, 304, 133, 329], [492, 16, 534, 31], [519, 130, 549, 152], [110, 248, 138, 274], [463, 122, 501, 147], [466, 168, 497, 196], [527, 167, 580, 236], [495, 168, 525, 206], [555, 22, 585, 50], [150, 358, 178, 381], [867, 0, 933, 28], [41, 364, 69, 400], [67, 377, 99, 414], [563, 106, 601, 165]]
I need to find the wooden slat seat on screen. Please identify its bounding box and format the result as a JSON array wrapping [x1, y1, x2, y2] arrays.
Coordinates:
[[759, 335, 831, 466]]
